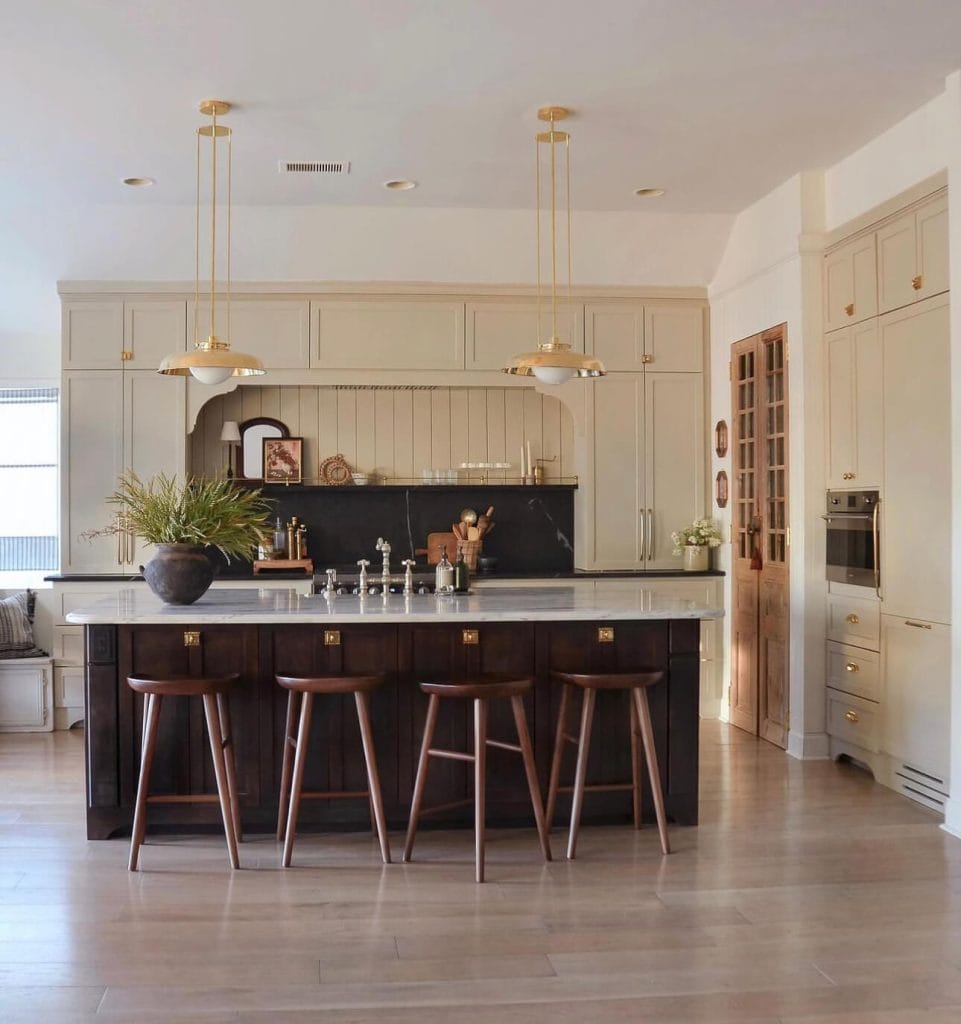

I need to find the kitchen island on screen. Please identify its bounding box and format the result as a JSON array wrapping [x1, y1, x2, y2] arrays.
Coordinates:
[[68, 584, 723, 840]]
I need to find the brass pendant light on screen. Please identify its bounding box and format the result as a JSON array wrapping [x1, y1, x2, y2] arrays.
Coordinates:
[[503, 106, 605, 384], [158, 100, 265, 385]]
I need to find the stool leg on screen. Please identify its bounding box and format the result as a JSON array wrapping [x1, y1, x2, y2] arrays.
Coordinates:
[[216, 692, 243, 844], [129, 693, 162, 872], [403, 693, 439, 863], [545, 683, 571, 832], [355, 690, 391, 864], [276, 689, 300, 841], [474, 697, 488, 883], [567, 687, 596, 860], [633, 687, 671, 855], [202, 694, 240, 870], [629, 693, 642, 830], [511, 695, 552, 863], [282, 690, 314, 867]]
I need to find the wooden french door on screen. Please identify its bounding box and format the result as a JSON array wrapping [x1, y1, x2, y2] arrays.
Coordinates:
[[730, 325, 790, 747]]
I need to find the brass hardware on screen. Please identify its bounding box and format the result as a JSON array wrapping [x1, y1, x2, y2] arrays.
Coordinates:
[[786, 526, 791, 547], [120, 350, 133, 361], [842, 472, 856, 480], [845, 613, 860, 624], [904, 620, 932, 630], [183, 631, 200, 647], [462, 629, 479, 645], [641, 353, 654, 364], [323, 630, 341, 646], [845, 709, 859, 723], [912, 274, 923, 290], [845, 662, 859, 673], [845, 303, 855, 316], [597, 626, 615, 644]]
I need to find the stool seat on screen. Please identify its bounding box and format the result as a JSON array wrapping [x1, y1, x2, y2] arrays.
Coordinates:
[[276, 673, 391, 867], [404, 673, 550, 882], [127, 673, 242, 872], [419, 674, 533, 700], [547, 669, 671, 859]]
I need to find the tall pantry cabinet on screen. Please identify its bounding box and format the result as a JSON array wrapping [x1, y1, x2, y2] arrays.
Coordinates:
[[822, 187, 951, 813]]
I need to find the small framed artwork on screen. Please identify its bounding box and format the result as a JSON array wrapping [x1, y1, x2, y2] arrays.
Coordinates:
[[263, 437, 304, 485], [714, 419, 729, 459], [715, 469, 729, 508]]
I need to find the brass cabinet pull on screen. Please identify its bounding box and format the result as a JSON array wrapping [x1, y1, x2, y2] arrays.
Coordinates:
[[842, 472, 856, 480], [904, 620, 932, 630], [641, 353, 654, 364], [845, 709, 859, 723], [845, 613, 860, 624], [324, 630, 341, 646], [597, 627, 615, 644], [844, 303, 855, 316], [183, 631, 200, 647], [462, 629, 479, 645], [845, 662, 859, 673], [912, 275, 923, 291]]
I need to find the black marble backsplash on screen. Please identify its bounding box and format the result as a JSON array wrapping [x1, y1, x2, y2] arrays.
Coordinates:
[[212, 484, 575, 577]]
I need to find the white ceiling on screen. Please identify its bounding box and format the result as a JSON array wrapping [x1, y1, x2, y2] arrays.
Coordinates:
[[3, 0, 961, 214]]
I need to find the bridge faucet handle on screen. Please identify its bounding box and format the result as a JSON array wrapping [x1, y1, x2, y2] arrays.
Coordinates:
[[357, 559, 370, 569], [401, 559, 416, 594], [376, 537, 391, 554]]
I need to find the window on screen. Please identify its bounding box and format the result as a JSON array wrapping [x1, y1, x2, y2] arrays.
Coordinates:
[[0, 388, 58, 583]]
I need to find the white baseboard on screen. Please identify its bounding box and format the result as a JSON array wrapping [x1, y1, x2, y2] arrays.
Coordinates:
[[942, 798, 961, 840], [787, 730, 830, 761]]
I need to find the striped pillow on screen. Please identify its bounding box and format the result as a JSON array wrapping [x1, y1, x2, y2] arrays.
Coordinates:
[[0, 592, 35, 652]]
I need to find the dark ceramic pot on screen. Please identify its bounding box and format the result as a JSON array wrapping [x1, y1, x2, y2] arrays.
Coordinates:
[[143, 544, 214, 605]]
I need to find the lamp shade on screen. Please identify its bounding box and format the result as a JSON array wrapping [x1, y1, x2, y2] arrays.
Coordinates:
[[220, 420, 242, 443]]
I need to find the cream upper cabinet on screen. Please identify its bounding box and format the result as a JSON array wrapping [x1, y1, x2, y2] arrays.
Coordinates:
[[877, 193, 949, 314], [880, 293, 950, 624], [590, 371, 704, 569], [823, 235, 877, 332], [586, 302, 703, 372], [824, 321, 882, 489], [188, 299, 309, 369], [63, 301, 184, 370], [881, 613, 950, 783], [465, 301, 583, 371], [311, 300, 465, 370]]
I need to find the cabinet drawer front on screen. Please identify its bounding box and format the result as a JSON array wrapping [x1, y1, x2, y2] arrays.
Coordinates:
[[54, 666, 85, 709], [58, 590, 117, 622], [825, 641, 879, 702], [826, 688, 879, 752], [827, 594, 880, 650], [52, 626, 85, 665]]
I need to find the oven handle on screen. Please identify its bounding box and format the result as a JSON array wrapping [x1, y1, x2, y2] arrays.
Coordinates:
[[820, 513, 873, 521], [873, 499, 881, 600]]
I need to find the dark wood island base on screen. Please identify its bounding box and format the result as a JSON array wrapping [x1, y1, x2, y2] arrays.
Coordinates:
[[83, 618, 701, 841]]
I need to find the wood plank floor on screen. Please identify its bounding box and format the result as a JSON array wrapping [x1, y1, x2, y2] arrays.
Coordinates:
[[1, 721, 960, 1022]]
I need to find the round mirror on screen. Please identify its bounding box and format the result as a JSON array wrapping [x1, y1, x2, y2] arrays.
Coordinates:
[[239, 417, 289, 480]]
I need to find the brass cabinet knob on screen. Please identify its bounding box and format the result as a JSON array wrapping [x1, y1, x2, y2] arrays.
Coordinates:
[[845, 662, 859, 673], [844, 303, 855, 316], [845, 709, 859, 723], [912, 275, 923, 291], [842, 472, 856, 480], [845, 613, 860, 624]]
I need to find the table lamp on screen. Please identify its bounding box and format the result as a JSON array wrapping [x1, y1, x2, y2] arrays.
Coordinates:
[[220, 420, 241, 478]]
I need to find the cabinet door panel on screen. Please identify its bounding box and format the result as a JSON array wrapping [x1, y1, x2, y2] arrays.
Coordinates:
[[311, 300, 465, 370], [881, 614, 950, 781], [592, 375, 643, 567], [851, 320, 882, 488], [877, 212, 917, 314], [190, 300, 309, 369], [880, 295, 950, 623], [586, 305, 644, 371], [124, 302, 185, 370], [824, 236, 877, 331], [644, 304, 703, 372], [466, 302, 583, 371], [61, 371, 124, 572], [824, 327, 854, 489], [916, 194, 949, 301], [62, 302, 124, 370], [644, 372, 704, 568]]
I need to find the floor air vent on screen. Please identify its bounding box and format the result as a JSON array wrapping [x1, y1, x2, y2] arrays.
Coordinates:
[[278, 160, 350, 175], [894, 763, 948, 813]]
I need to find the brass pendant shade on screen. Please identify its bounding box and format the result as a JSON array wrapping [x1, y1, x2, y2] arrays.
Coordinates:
[[503, 106, 605, 384], [158, 100, 265, 384]]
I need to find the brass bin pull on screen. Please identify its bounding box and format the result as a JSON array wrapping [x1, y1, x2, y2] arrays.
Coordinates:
[[845, 613, 860, 624], [845, 662, 859, 673], [904, 620, 932, 630], [845, 709, 859, 723], [462, 629, 479, 645]]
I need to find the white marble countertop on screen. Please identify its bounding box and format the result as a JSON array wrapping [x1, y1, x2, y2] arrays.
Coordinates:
[[66, 583, 724, 625]]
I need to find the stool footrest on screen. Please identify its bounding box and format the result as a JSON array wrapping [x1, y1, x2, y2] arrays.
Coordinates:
[[147, 793, 222, 805], [300, 789, 370, 801], [428, 748, 475, 763], [555, 782, 635, 795], [419, 797, 474, 817], [486, 739, 522, 754]]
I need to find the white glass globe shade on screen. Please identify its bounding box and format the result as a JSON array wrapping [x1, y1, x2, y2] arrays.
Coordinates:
[[532, 364, 576, 385], [190, 365, 233, 385]]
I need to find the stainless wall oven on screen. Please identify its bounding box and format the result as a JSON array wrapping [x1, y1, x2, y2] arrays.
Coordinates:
[[823, 489, 880, 592]]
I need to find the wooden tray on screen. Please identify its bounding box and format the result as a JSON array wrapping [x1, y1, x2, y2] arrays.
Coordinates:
[[253, 559, 314, 575]]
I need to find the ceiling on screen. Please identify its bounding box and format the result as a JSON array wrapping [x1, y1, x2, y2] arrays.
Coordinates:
[[3, 0, 961, 214]]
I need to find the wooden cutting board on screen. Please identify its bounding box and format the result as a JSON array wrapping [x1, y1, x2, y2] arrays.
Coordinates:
[[425, 532, 458, 565]]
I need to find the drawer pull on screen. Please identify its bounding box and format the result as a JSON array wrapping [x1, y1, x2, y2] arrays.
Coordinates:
[[845, 709, 859, 723], [462, 629, 479, 645], [183, 631, 200, 648], [904, 620, 932, 630], [912, 274, 923, 291], [845, 613, 860, 624], [324, 630, 341, 646], [845, 303, 855, 316], [845, 662, 859, 673], [597, 626, 615, 644]]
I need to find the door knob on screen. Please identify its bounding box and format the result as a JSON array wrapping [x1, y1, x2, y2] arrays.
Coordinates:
[[845, 662, 859, 673], [845, 613, 860, 624]]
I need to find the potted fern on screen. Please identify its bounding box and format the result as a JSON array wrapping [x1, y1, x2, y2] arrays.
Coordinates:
[[89, 471, 273, 604]]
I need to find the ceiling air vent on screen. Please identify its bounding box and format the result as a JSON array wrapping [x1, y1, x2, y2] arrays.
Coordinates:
[[278, 160, 350, 175]]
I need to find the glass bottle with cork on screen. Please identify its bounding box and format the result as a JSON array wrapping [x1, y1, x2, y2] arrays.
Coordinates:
[[435, 545, 455, 594]]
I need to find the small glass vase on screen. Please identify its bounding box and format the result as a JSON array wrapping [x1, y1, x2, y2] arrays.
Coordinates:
[[682, 545, 709, 572]]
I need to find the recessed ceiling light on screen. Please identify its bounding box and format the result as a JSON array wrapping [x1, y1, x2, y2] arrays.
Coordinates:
[[383, 179, 417, 191], [123, 177, 155, 187], [634, 187, 665, 198]]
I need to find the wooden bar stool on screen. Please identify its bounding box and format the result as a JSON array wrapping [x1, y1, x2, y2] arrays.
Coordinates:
[[127, 674, 242, 872], [276, 674, 391, 867], [545, 670, 670, 858], [403, 674, 552, 883]]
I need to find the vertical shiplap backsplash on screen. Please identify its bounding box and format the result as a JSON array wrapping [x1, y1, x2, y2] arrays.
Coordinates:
[[190, 386, 575, 483]]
